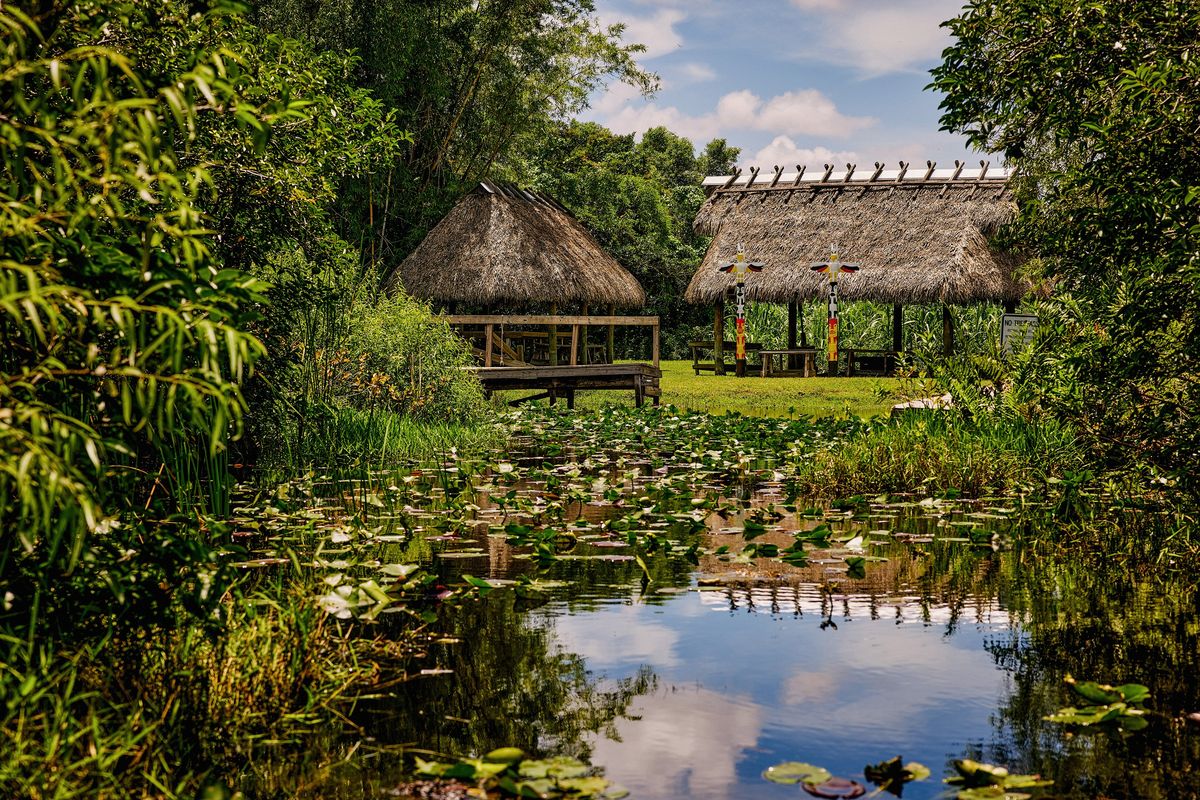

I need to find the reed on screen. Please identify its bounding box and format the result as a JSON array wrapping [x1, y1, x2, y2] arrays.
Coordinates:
[[1, 581, 418, 800], [790, 411, 1082, 496]]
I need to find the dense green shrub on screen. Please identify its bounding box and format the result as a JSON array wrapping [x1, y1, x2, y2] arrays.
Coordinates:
[[343, 293, 486, 422]]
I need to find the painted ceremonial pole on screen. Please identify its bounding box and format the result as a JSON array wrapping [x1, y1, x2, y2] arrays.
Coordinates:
[[718, 243, 764, 377], [810, 245, 859, 376]]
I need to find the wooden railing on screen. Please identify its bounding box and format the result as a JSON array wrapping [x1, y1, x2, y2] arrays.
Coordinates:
[[443, 314, 660, 369]]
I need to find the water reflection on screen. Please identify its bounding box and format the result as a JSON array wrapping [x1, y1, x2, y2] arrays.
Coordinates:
[[238, 460, 1200, 800]]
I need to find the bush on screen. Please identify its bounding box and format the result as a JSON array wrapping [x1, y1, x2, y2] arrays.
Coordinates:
[[342, 293, 486, 423]]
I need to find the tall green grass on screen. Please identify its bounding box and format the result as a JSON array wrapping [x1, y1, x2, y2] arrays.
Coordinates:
[[1, 582, 416, 800], [790, 411, 1083, 497], [269, 405, 503, 470]]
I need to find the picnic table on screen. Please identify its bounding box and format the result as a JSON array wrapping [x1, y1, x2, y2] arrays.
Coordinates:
[[689, 340, 763, 375], [844, 348, 902, 377], [759, 348, 818, 377]]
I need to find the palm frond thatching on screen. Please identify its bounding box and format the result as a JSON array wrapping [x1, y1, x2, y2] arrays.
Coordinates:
[[686, 166, 1026, 306], [385, 182, 645, 309]]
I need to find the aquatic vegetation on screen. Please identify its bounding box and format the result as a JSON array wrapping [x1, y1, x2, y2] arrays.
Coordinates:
[[863, 757, 931, 795], [763, 757, 928, 799], [415, 749, 628, 799], [763, 762, 834, 787], [1043, 675, 1151, 731], [944, 759, 1052, 799]]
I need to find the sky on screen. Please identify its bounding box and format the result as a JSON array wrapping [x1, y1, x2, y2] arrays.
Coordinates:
[[578, 0, 979, 175]]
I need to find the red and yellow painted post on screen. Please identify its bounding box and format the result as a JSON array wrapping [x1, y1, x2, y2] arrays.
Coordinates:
[[718, 243, 764, 377], [810, 246, 859, 376]]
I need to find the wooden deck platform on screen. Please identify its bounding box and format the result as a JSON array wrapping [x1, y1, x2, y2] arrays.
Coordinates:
[[472, 363, 662, 408]]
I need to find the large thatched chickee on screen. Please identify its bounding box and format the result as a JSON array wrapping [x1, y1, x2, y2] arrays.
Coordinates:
[[385, 181, 645, 310], [685, 161, 1027, 363]]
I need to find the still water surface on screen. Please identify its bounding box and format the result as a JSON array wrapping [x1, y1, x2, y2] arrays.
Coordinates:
[[344, 493, 1200, 800], [241, 437, 1200, 800]]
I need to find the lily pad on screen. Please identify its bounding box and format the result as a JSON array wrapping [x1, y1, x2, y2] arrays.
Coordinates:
[[762, 762, 832, 785], [802, 777, 866, 799]]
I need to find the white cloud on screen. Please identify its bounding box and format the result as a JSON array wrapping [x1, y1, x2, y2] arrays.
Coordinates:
[[593, 82, 645, 115], [603, 103, 718, 143], [757, 90, 871, 136], [551, 606, 681, 669], [600, 9, 686, 59], [744, 136, 858, 170], [599, 88, 874, 143], [590, 687, 763, 799], [678, 62, 716, 82], [837, 1, 961, 76], [788, 0, 961, 76]]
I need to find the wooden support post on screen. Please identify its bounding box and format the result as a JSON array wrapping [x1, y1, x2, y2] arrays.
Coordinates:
[[484, 323, 494, 367], [569, 324, 579, 366], [787, 301, 798, 371], [652, 322, 660, 369], [943, 305, 955, 356], [580, 303, 589, 365], [548, 303, 558, 366], [799, 301, 808, 348], [892, 304, 903, 353], [714, 300, 726, 376], [606, 304, 615, 364]]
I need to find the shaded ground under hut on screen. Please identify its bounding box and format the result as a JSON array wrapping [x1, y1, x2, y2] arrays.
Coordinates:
[[384, 181, 660, 405], [684, 161, 1027, 375]]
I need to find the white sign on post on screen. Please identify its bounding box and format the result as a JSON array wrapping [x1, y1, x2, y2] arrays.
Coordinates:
[[1000, 313, 1038, 354]]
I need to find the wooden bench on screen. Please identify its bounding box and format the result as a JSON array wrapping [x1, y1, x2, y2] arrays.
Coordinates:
[[689, 340, 763, 375], [759, 348, 818, 377], [845, 348, 902, 377]]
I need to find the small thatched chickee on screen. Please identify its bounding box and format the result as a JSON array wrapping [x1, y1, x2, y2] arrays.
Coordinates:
[[686, 161, 1029, 364], [385, 181, 645, 310]]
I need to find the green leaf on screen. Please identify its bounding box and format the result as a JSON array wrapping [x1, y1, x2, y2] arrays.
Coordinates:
[[485, 747, 526, 764], [762, 762, 832, 785]]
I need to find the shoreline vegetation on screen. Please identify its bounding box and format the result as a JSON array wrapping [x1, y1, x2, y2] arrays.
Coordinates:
[[3, 1, 1199, 798]]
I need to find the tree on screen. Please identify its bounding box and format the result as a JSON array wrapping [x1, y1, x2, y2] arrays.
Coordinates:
[[1, 1, 273, 589], [251, 0, 657, 265], [523, 122, 740, 356], [930, 0, 1200, 496]]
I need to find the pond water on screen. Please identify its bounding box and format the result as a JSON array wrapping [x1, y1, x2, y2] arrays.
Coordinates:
[[236, 409, 1200, 800]]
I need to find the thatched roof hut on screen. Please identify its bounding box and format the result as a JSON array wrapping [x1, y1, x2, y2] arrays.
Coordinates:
[[685, 162, 1025, 306], [385, 181, 645, 309]]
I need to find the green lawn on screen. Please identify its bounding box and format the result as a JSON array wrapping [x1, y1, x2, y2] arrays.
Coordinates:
[[493, 360, 902, 418]]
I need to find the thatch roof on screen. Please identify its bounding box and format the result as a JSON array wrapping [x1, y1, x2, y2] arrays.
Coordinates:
[[685, 162, 1026, 306], [385, 182, 645, 308]]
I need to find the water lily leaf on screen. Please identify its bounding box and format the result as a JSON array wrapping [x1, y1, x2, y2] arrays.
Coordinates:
[[1066, 677, 1123, 705], [845, 556, 867, 579], [380, 563, 419, 578], [864, 756, 930, 790], [485, 747, 526, 764], [803, 777, 866, 798], [1119, 713, 1150, 731], [762, 762, 832, 785], [557, 776, 610, 795], [358, 579, 390, 604], [743, 520, 767, 540], [946, 760, 1050, 795], [1044, 703, 1127, 725], [519, 757, 590, 780], [947, 759, 1008, 787], [1114, 683, 1151, 704], [413, 757, 451, 777]]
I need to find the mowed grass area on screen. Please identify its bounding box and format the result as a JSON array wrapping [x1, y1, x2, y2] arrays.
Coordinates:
[[493, 360, 902, 418]]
